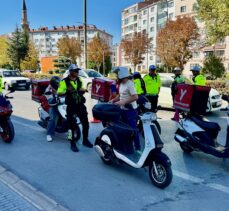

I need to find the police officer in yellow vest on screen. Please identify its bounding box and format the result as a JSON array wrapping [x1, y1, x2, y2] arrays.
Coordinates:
[[191, 66, 206, 86], [0, 76, 2, 94], [57, 64, 93, 152], [133, 72, 146, 95], [143, 65, 161, 112]]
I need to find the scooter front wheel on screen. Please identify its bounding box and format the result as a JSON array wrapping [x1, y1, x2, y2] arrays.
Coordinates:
[[0, 119, 15, 143], [149, 154, 172, 189]]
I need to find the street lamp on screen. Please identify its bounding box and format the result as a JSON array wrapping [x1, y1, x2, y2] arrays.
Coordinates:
[[84, 0, 87, 69]]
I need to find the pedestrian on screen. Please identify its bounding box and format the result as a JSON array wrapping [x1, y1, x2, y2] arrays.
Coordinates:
[[45, 76, 60, 142], [110, 67, 140, 153], [143, 65, 161, 112], [171, 67, 185, 121], [57, 64, 93, 152], [191, 66, 206, 86]]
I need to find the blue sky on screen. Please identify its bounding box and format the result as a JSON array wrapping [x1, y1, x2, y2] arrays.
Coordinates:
[[0, 0, 140, 43]]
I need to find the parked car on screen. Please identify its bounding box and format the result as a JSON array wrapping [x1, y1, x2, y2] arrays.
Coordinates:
[[0, 69, 31, 90], [63, 69, 104, 90], [157, 73, 222, 112]]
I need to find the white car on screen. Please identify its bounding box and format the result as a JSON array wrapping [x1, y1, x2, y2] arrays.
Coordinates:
[[158, 73, 222, 112], [63, 69, 103, 90], [0, 69, 31, 90]]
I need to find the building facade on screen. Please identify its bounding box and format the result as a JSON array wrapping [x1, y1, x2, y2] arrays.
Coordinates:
[[120, 0, 229, 73]]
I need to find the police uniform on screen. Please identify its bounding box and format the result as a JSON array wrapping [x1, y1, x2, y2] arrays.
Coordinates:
[[171, 75, 185, 99], [193, 74, 206, 86], [143, 73, 161, 112], [133, 78, 146, 95], [57, 76, 90, 146]]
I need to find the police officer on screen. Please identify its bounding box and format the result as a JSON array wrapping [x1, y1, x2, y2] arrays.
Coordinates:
[[143, 65, 161, 112], [171, 67, 185, 121], [133, 72, 146, 96], [0, 76, 2, 94], [191, 66, 206, 86], [57, 64, 93, 152]]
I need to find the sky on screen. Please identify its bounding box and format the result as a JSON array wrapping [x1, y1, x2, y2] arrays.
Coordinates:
[[0, 0, 140, 43]]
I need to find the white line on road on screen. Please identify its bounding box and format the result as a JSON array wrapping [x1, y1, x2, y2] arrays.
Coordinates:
[[13, 119, 229, 195]]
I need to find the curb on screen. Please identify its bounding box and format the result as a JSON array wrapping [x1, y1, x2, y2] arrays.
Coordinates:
[[0, 165, 68, 211]]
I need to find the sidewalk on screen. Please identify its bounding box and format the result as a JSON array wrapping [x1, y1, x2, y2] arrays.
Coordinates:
[[0, 179, 38, 211]]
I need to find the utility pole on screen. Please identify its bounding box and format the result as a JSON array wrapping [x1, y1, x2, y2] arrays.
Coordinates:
[[84, 0, 87, 69]]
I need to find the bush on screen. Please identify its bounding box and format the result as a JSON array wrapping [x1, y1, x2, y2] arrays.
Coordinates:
[[22, 73, 57, 80], [206, 80, 229, 95]]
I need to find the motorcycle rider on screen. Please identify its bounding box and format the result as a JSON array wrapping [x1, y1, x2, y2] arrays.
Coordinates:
[[171, 67, 185, 121], [143, 65, 161, 112], [57, 64, 93, 152], [110, 67, 140, 153], [45, 76, 60, 142], [191, 66, 206, 86]]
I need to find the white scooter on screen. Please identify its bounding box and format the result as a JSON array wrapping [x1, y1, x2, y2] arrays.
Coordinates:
[[92, 103, 173, 189], [38, 95, 81, 140]]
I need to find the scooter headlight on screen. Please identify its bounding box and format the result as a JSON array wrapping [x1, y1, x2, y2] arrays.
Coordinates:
[[144, 102, 151, 110]]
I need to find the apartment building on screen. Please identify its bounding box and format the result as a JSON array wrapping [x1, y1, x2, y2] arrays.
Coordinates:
[[29, 25, 113, 68], [121, 0, 175, 71]]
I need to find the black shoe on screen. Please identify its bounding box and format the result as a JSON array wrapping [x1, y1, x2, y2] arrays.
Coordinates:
[[83, 140, 93, 148], [70, 141, 79, 152]]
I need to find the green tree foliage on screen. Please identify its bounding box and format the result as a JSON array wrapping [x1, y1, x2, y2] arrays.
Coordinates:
[[196, 0, 229, 44], [53, 56, 71, 73], [21, 42, 39, 71], [156, 16, 199, 69], [0, 37, 10, 67], [57, 36, 82, 63], [202, 54, 225, 79], [7, 26, 29, 70]]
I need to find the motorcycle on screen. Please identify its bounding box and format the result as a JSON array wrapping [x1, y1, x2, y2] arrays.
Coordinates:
[[38, 94, 81, 140], [0, 89, 15, 143], [92, 103, 173, 189], [174, 98, 229, 158]]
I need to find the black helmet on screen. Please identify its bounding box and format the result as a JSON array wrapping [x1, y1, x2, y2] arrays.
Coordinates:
[[132, 72, 141, 79], [50, 76, 60, 90]]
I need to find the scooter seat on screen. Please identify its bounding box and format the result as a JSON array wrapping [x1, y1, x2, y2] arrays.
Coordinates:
[[190, 116, 221, 132]]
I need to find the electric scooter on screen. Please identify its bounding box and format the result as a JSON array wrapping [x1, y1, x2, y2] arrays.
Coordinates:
[[92, 103, 173, 189], [174, 100, 229, 158]]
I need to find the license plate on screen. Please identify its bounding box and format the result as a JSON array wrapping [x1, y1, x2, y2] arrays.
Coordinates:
[[18, 83, 26, 86]]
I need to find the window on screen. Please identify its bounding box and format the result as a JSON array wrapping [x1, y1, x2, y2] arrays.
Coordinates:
[[192, 51, 200, 58], [168, 1, 174, 7], [143, 10, 147, 15], [169, 13, 173, 19], [143, 20, 147, 25], [150, 17, 154, 22], [150, 27, 154, 32], [150, 56, 154, 60], [151, 7, 155, 12], [180, 6, 186, 13], [215, 50, 225, 57]]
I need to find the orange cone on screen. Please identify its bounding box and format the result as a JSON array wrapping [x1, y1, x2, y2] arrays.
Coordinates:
[[90, 117, 101, 123]]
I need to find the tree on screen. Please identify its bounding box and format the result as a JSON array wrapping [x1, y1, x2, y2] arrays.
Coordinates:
[[87, 36, 111, 74], [21, 42, 39, 71], [57, 36, 82, 63], [156, 16, 199, 69], [196, 0, 229, 44], [53, 56, 71, 73], [7, 26, 29, 70], [0, 37, 10, 67], [202, 55, 225, 79], [121, 32, 151, 70]]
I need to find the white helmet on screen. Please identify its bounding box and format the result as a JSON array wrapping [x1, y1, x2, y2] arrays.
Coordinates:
[[112, 66, 130, 79]]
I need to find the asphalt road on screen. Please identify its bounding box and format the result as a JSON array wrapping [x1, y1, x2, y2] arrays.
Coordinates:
[[0, 90, 228, 211]]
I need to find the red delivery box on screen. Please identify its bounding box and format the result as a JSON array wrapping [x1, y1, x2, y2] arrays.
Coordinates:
[[31, 79, 50, 102], [91, 78, 116, 102], [174, 84, 211, 114]]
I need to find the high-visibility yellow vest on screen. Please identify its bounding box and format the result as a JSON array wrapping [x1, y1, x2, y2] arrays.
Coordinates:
[[174, 75, 185, 84], [143, 74, 161, 95], [193, 74, 206, 86], [134, 78, 144, 95], [0, 77, 2, 94]]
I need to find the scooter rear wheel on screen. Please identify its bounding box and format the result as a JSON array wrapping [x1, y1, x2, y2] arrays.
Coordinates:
[[149, 153, 172, 189]]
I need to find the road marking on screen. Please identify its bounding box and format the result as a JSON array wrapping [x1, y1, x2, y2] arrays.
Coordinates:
[[173, 170, 229, 194], [13, 119, 229, 195]]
